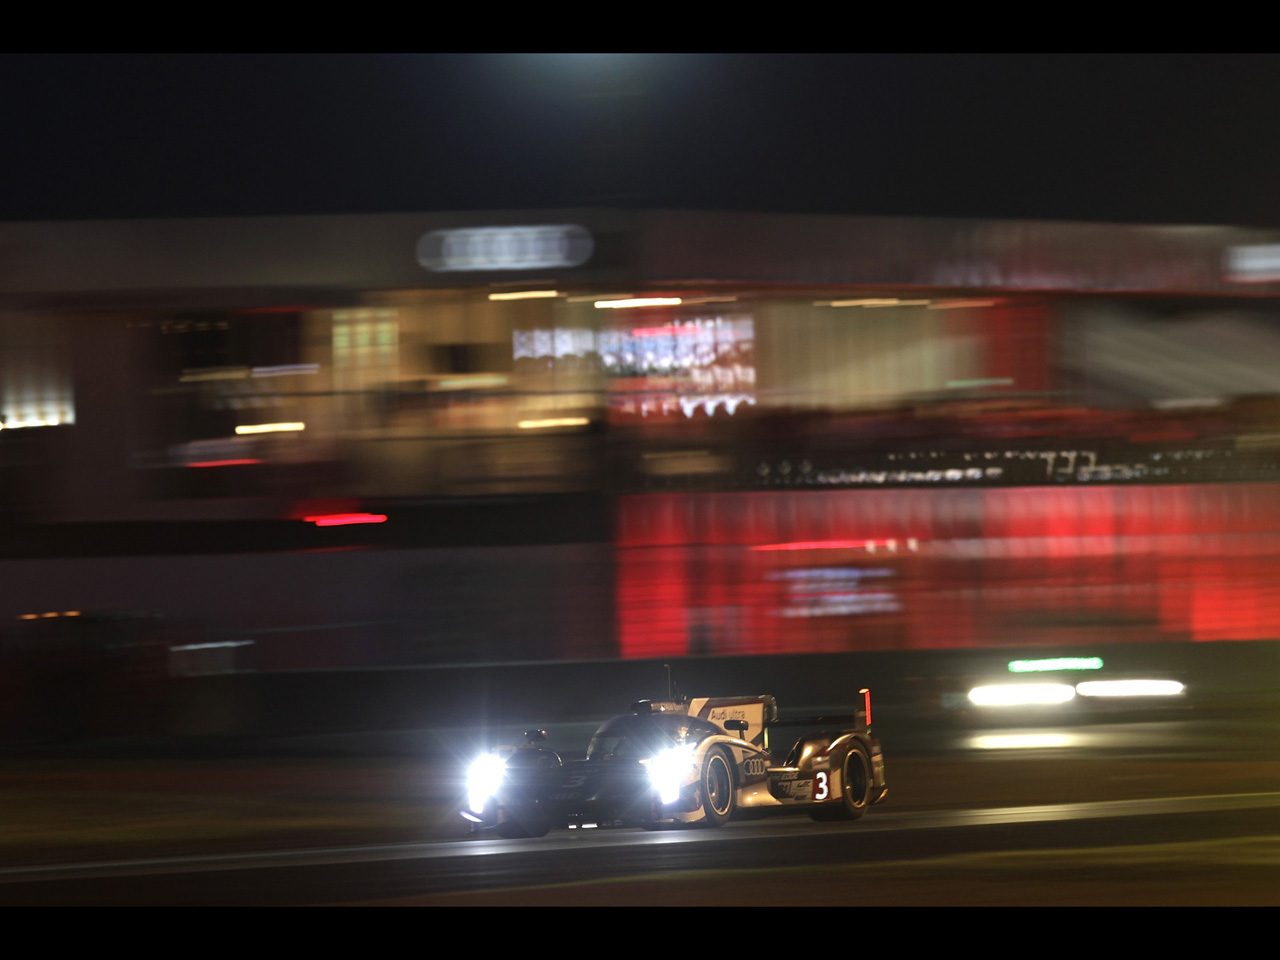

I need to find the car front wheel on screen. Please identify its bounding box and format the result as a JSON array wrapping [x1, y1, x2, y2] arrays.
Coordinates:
[[495, 802, 551, 838], [700, 749, 736, 827]]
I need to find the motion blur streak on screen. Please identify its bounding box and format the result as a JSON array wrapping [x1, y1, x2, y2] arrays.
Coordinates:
[[516, 418, 590, 430], [1075, 680, 1186, 698], [751, 539, 912, 553], [821, 298, 932, 308], [1, 417, 64, 429], [179, 368, 247, 382], [1009, 657, 1104, 673], [7, 211, 1280, 682], [968, 684, 1077, 706], [487, 290, 560, 301], [594, 297, 682, 309], [928, 299, 1002, 310], [234, 422, 306, 435], [302, 513, 388, 527], [969, 733, 1079, 750], [187, 459, 263, 468], [250, 364, 319, 378]]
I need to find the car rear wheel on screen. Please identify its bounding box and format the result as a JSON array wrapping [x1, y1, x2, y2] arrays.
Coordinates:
[[809, 745, 872, 822], [700, 749, 736, 827], [841, 745, 872, 820]]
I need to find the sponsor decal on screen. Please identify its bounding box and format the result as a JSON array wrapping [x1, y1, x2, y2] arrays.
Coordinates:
[[771, 777, 814, 801]]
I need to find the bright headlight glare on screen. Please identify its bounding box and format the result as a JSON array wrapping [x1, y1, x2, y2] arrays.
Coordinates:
[[643, 743, 697, 805], [968, 683, 1077, 707], [466, 753, 507, 814]]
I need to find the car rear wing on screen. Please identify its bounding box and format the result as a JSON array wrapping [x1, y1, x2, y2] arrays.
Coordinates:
[[767, 688, 873, 734], [687, 695, 777, 747]]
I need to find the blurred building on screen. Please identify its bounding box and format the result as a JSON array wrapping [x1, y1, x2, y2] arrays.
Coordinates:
[[4, 210, 1280, 666]]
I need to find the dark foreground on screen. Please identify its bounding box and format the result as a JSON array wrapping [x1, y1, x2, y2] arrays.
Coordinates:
[[3, 728, 1279, 905]]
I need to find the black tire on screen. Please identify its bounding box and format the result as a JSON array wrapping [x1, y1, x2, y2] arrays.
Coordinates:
[[495, 803, 551, 838], [700, 748, 736, 827], [808, 744, 872, 822]]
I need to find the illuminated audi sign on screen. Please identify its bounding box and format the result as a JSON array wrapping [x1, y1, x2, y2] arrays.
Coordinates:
[[417, 224, 594, 273]]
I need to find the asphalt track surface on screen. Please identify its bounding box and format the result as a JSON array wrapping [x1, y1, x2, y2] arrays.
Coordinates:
[[4, 709, 1280, 905], [3, 788, 1278, 906]]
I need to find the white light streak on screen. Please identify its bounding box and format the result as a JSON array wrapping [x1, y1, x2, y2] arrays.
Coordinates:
[[1075, 679, 1186, 698], [594, 298, 683, 309], [968, 683, 1077, 707], [235, 421, 306, 436], [487, 290, 561, 301], [517, 417, 590, 430], [971, 733, 1078, 750]]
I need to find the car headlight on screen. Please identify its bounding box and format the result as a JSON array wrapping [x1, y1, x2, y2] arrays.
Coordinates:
[[466, 753, 507, 814], [642, 743, 697, 805]]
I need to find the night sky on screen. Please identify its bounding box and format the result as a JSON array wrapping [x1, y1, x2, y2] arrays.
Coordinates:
[[3, 53, 1279, 227]]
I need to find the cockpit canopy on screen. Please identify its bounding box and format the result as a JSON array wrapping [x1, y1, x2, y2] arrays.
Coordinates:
[[586, 713, 722, 761]]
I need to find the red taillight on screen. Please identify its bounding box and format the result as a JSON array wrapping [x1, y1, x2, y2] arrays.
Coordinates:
[[860, 687, 872, 729]]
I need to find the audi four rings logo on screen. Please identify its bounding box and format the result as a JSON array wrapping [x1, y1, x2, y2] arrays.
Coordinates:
[[417, 225, 595, 272]]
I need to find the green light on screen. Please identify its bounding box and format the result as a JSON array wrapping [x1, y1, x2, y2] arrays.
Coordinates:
[[1008, 657, 1104, 674]]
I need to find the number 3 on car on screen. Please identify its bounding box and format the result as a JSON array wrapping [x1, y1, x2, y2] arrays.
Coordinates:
[[814, 771, 830, 801]]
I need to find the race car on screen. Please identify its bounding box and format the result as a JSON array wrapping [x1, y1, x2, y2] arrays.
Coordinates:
[[460, 689, 888, 837]]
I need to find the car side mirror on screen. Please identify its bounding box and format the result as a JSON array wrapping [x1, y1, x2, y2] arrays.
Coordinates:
[[725, 719, 749, 735]]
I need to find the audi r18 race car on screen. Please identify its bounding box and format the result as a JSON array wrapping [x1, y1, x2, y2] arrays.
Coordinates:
[[460, 690, 888, 837]]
